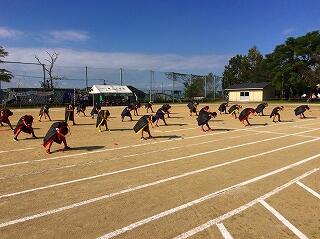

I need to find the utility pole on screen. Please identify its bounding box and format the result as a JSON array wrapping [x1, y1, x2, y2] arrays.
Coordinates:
[[172, 72, 175, 103], [204, 75, 207, 98], [149, 70, 153, 102], [85, 66, 88, 91], [120, 68, 123, 85], [213, 76, 216, 100]]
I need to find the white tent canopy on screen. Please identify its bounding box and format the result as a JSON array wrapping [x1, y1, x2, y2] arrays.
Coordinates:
[[89, 85, 132, 94]]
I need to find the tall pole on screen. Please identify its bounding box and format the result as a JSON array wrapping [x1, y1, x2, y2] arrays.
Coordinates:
[[149, 70, 153, 102], [213, 76, 216, 100], [204, 75, 207, 98], [172, 72, 175, 103], [85, 66, 88, 91], [120, 68, 123, 86], [42, 64, 46, 88]]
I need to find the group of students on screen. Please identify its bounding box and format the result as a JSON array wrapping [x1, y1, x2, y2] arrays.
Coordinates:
[[0, 103, 72, 154], [217, 102, 310, 125], [187, 101, 311, 131], [0, 100, 313, 153]]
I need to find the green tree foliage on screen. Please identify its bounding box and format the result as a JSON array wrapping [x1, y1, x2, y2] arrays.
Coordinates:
[[222, 31, 320, 98], [0, 46, 13, 82], [265, 31, 320, 98], [222, 46, 264, 89]]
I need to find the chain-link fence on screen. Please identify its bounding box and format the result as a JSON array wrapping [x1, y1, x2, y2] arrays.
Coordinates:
[[1, 61, 223, 106]]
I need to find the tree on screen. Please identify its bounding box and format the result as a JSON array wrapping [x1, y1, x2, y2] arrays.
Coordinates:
[[265, 31, 320, 98], [222, 47, 265, 90], [35, 51, 60, 88], [0, 46, 13, 82]]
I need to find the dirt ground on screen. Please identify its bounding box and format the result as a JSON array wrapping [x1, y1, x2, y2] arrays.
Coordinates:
[[0, 102, 319, 239]]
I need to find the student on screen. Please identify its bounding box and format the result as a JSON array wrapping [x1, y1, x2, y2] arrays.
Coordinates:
[[14, 115, 36, 140], [65, 103, 76, 125], [294, 105, 310, 119], [39, 104, 52, 121], [270, 106, 284, 122], [121, 105, 134, 122], [239, 108, 255, 126], [133, 102, 141, 116], [197, 106, 217, 132], [187, 101, 199, 116], [228, 104, 242, 119], [152, 108, 168, 127], [90, 102, 101, 119], [160, 104, 171, 118], [0, 108, 13, 130], [133, 115, 153, 140], [76, 101, 86, 117], [96, 110, 110, 132], [145, 102, 154, 113], [218, 102, 228, 114], [255, 102, 268, 116], [43, 121, 71, 154]]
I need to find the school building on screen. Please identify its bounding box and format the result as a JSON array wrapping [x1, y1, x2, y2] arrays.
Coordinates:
[[225, 82, 274, 102]]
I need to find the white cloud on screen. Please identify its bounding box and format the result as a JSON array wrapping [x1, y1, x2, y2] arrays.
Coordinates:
[[0, 26, 23, 38], [282, 28, 295, 36], [49, 30, 89, 42], [5, 47, 230, 73]]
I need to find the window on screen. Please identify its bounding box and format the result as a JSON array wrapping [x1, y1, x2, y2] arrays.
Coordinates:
[[240, 91, 249, 97]]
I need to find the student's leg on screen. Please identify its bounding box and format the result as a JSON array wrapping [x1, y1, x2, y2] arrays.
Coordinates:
[[62, 137, 71, 149], [278, 113, 281, 122], [44, 140, 53, 154], [14, 129, 21, 140], [7, 120, 13, 130], [31, 128, 37, 138], [163, 117, 168, 126], [47, 113, 52, 121]]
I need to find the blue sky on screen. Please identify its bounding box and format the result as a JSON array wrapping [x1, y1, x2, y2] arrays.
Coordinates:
[[1, 0, 320, 75]]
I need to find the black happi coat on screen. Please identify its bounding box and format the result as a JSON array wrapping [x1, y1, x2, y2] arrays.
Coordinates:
[[39, 105, 50, 116], [96, 110, 110, 128], [218, 103, 228, 113], [133, 115, 150, 133], [197, 108, 216, 126], [0, 109, 13, 124], [228, 104, 239, 114], [65, 105, 74, 121], [239, 108, 255, 121], [187, 102, 197, 113], [91, 104, 101, 116], [152, 109, 165, 122], [160, 104, 171, 113], [121, 106, 132, 118], [76, 103, 86, 113], [270, 107, 282, 118], [255, 103, 267, 114], [294, 105, 309, 116], [43, 121, 68, 146], [14, 115, 34, 134]]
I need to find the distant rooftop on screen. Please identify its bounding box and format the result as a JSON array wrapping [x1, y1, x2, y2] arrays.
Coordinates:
[[226, 82, 271, 90]]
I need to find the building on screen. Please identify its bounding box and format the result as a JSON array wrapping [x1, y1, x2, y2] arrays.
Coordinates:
[[226, 82, 274, 102]]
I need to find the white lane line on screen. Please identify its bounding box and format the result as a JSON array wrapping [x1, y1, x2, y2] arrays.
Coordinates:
[[0, 147, 35, 154], [154, 127, 198, 133], [1, 152, 319, 230], [216, 223, 234, 239], [296, 181, 320, 199], [173, 168, 319, 239], [0, 133, 255, 181], [96, 156, 320, 239], [259, 200, 308, 239], [236, 129, 318, 139], [0, 118, 315, 168], [1, 129, 318, 200]]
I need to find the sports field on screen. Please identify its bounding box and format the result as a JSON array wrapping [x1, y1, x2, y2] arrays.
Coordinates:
[[0, 103, 319, 239]]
